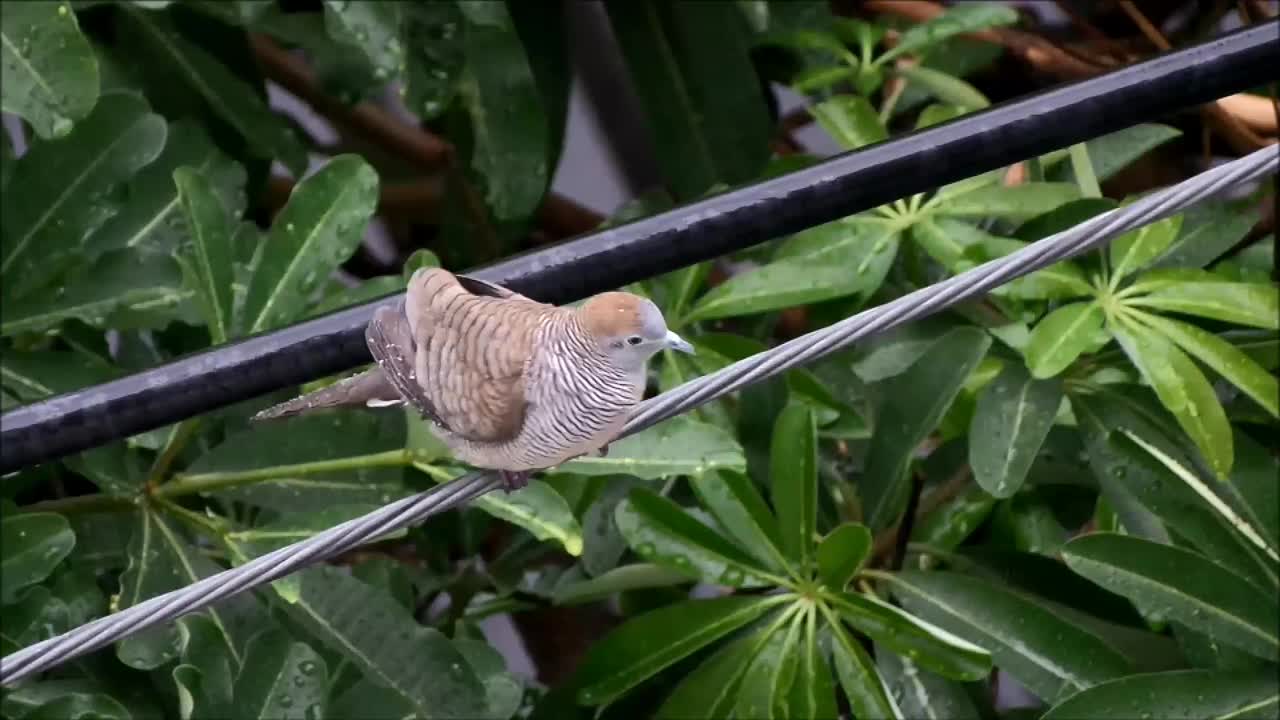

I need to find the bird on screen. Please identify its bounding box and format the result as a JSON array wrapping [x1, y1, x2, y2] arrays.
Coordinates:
[[253, 267, 695, 491]]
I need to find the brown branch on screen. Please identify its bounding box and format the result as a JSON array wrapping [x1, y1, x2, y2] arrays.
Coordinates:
[[1118, 1, 1273, 153], [862, 0, 1104, 80], [250, 34, 453, 170], [870, 464, 974, 565]]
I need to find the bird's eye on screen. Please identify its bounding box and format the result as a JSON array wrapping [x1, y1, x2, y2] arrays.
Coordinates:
[[626, 335, 643, 346]]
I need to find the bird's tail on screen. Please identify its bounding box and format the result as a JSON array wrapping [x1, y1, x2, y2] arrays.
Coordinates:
[[252, 369, 401, 422]]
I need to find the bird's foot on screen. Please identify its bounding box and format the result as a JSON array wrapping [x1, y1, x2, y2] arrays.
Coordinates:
[[499, 470, 531, 493], [596, 444, 610, 457]]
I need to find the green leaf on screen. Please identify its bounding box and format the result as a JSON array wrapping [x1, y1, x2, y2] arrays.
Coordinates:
[[687, 220, 899, 321], [1111, 315, 1233, 478], [828, 620, 901, 719], [173, 166, 235, 343], [1015, 197, 1119, 242], [1073, 392, 1277, 588], [176, 613, 234, 719], [1045, 124, 1182, 184], [887, 570, 1131, 701], [0, 0, 99, 139], [552, 563, 690, 606], [322, 0, 401, 84], [22, 693, 131, 720], [401, 2, 463, 120], [1, 92, 166, 299], [0, 586, 69, 655], [122, 8, 308, 176], [787, 610, 839, 719], [1128, 281, 1278, 330], [604, 1, 771, 200], [1137, 313, 1277, 417], [879, 2, 1018, 62], [1230, 431, 1280, 560], [1152, 197, 1259, 270], [233, 629, 327, 719], [863, 327, 991, 529], [308, 275, 403, 318], [1043, 668, 1278, 720], [771, 403, 817, 566], [86, 120, 245, 257], [0, 349, 117, 402], [283, 565, 488, 718], [915, 102, 967, 129], [241, 155, 378, 333], [1025, 302, 1104, 378], [809, 95, 886, 150], [912, 484, 997, 550], [578, 476, 639, 576], [455, 0, 549, 221], [877, 648, 982, 720], [1062, 533, 1279, 661], [735, 614, 801, 718], [1109, 214, 1181, 283], [224, 504, 398, 601], [575, 595, 783, 706], [829, 592, 992, 681], [934, 182, 1080, 221], [181, 412, 407, 512], [558, 416, 745, 479], [969, 363, 1062, 497], [116, 507, 265, 671], [0, 513, 75, 603], [616, 488, 778, 588], [454, 637, 523, 720], [1, 249, 192, 336], [654, 629, 763, 720], [817, 522, 871, 591], [896, 65, 989, 109], [690, 470, 787, 574], [472, 480, 584, 557]]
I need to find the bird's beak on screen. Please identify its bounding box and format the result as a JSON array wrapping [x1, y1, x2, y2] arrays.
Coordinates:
[[665, 330, 695, 355]]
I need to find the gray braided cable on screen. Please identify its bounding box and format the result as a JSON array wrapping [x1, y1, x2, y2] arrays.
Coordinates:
[[2, 146, 1274, 685]]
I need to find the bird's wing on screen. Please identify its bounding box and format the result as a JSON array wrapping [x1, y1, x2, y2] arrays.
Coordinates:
[[455, 273, 536, 302], [366, 303, 453, 431], [406, 269, 550, 442]]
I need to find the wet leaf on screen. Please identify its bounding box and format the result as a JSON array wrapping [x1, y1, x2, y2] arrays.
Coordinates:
[[241, 155, 378, 333], [1, 92, 166, 299], [1025, 302, 1104, 378], [1063, 533, 1278, 661], [0, 0, 99, 139], [969, 363, 1062, 497], [576, 595, 783, 706], [0, 513, 75, 603]]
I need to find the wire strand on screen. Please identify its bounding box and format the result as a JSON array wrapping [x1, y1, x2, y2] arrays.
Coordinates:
[[2, 146, 1274, 685]]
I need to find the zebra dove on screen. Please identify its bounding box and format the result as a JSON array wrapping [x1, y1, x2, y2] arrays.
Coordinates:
[[254, 268, 694, 491]]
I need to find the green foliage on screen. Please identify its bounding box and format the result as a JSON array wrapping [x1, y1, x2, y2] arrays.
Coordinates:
[[1, 2, 1276, 719]]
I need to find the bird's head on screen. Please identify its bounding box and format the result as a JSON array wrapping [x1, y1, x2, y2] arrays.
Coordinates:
[[578, 292, 694, 370]]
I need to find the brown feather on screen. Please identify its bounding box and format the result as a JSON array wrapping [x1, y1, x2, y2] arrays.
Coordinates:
[[578, 292, 651, 338], [404, 268, 557, 443]]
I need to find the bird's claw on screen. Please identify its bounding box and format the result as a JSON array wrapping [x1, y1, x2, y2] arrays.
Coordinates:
[[596, 444, 610, 457], [499, 470, 530, 493]]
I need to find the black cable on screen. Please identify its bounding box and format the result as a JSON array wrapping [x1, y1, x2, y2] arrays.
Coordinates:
[[1, 20, 1276, 474]]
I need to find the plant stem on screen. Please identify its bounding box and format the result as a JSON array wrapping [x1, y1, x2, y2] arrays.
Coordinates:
[[1068, 142, 1102, 198], [160, 449, 413, 498], [17, 493, 137, 515], [147, 418, 202, 488]]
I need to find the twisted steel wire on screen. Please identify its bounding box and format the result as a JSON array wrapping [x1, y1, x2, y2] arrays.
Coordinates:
[[2, 146, 1274, 685]]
